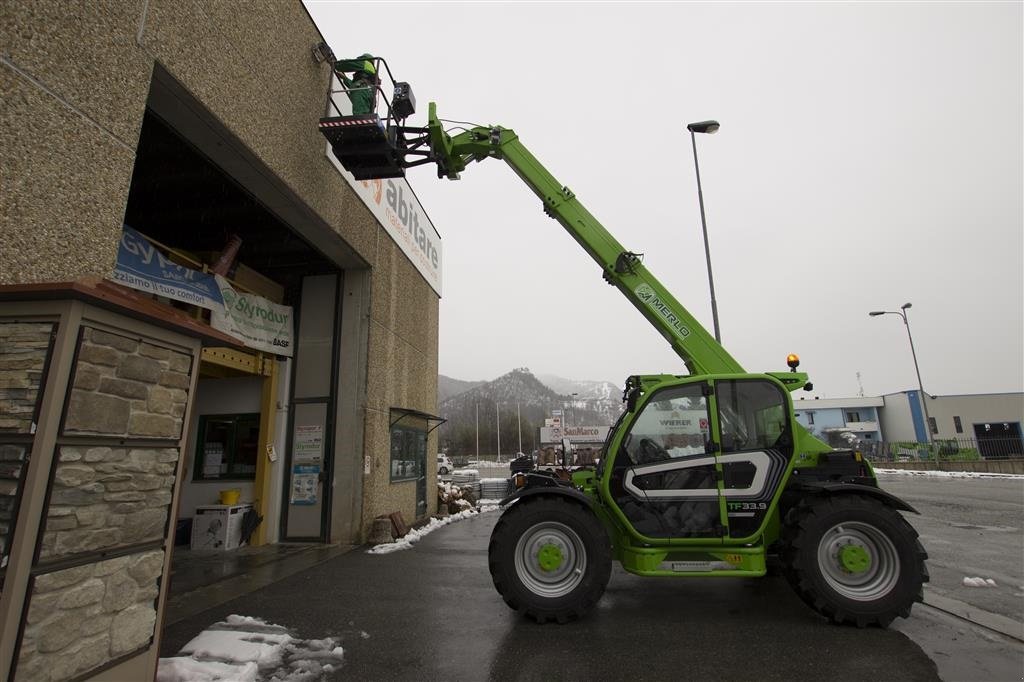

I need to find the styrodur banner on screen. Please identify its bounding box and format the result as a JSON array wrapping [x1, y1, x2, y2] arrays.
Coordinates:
[[211, 275, 294, 357], [111, 225, 223, 310]]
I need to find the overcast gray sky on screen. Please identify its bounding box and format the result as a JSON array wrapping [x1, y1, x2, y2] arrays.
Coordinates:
[[305, 1, 1023, 399]]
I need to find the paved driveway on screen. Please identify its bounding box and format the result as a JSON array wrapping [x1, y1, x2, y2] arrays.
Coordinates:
[[162, 510, 941, 681]]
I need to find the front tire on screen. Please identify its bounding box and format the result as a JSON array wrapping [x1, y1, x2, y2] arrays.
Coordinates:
[[781, 495, 928, 627], [488, 496, 611, 623]]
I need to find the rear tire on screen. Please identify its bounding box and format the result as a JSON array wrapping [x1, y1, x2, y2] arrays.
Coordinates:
[[781, 495, 928, 627], [488, 496, 611, 623]]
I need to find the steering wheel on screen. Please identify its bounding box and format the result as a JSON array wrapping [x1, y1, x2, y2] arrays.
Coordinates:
[[636, 438, 671, 464]]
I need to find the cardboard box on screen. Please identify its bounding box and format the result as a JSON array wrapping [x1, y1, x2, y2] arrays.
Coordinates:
[[190, 504, 252, 550]]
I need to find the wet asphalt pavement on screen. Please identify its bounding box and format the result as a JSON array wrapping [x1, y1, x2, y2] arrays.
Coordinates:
[[161, 510, 941, 681]]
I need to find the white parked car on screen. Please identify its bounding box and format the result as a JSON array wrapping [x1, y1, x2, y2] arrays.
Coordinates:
[[436, 454, 454, 475]]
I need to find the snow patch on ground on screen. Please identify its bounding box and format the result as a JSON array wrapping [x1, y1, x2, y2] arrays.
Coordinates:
[[158, 616, 344, 682], [962, 576, 998, 587], [367, 506, 498, 554], [875, 468, 1023, 480]]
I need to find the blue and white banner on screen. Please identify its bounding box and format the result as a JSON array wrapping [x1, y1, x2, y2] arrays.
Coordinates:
[[111, 226, 223, 310]]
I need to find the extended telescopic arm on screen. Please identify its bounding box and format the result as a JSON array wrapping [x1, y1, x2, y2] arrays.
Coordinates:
[[423, 103, 752, 378]]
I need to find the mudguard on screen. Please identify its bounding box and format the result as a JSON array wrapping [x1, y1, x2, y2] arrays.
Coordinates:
[[788, 480, 919, 514], [499, 483, 595, 509]]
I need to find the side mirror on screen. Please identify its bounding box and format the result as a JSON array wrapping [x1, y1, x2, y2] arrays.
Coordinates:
[[625, 377, 640, 412]]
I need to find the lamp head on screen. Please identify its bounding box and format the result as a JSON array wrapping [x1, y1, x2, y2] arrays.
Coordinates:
[[868, 311, 885, 317], [687, 120, 720, 134], [901, 302, 912, 310]]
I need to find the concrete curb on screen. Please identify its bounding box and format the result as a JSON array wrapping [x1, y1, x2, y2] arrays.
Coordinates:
[[923, 589, 1024, 642]]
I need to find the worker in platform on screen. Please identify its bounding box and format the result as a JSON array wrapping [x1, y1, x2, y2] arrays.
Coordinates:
[[334, 53, 378, 115]]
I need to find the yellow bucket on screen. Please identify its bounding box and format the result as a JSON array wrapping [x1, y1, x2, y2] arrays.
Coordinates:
[[219, 489, 241, 505]]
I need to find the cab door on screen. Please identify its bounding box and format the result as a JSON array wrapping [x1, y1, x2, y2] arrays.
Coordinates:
[[714, 379, 795, 539], [608, 380, 724, 540]]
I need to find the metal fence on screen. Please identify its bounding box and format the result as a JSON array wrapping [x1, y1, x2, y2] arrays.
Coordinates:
[[859, 437, 1023, 462]]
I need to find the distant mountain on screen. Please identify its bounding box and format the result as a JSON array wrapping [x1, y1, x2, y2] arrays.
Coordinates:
[[437, 368, 623, 457], [438, 374, 485, 403], [537, 374, 621, 404]]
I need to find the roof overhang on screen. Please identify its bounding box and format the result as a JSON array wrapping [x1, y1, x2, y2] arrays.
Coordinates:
[[390, 407, 446, 434]]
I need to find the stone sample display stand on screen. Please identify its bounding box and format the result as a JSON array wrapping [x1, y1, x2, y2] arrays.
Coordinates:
[[0, 280, 238, 681]]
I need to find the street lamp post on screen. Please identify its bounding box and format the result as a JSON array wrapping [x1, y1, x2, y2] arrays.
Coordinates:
[[517, 402, 522, 454], [687, 119, 722, 343], [869, 303, 932, 444]]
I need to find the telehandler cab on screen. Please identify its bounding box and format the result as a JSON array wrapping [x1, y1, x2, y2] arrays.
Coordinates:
[[318, 58, 927, 627]]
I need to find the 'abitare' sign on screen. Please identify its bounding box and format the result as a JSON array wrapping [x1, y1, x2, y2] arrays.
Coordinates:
[[324, 81, 442, 296]]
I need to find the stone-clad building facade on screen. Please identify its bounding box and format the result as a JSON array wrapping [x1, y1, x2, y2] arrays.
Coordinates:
[[2, 2, 442, 679]]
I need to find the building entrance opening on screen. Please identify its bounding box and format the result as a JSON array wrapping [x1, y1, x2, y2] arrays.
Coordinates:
[[123, 107, 346, 586], [972, 421, 1024, 459]]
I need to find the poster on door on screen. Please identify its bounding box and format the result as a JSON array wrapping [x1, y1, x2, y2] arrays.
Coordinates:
[[290, 464, 319, 505], [294, 425, 323, 463]]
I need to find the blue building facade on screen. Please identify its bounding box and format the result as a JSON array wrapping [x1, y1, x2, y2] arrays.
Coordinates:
[[792, 396, 884, 446]]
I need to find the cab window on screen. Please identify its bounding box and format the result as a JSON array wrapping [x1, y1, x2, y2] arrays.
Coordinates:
[[716, 380, 792, 453], [622, 383, 709, 464]]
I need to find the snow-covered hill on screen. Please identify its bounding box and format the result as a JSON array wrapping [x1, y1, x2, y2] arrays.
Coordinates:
[[437, 368, 623, 457]]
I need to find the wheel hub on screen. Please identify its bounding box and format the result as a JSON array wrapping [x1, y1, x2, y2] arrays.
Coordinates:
[[838, 543, 871, 573], [537, 543, 564, 572]]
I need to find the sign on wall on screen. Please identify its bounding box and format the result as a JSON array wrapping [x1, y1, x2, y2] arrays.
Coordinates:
[[110, 226, 294, 357], [112, 225, 223, 310], [211, 275, 294, 357], [540, 425, 609, 444], [324, 80, 443, 295]]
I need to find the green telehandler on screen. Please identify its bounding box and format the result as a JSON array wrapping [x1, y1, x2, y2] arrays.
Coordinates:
[[318, 59, 928, 627]]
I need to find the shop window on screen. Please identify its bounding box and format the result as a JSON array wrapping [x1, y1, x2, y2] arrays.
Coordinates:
[[390, 422, 426, 482], [953, 416, 963, 434], [194, 413, 260, 480]]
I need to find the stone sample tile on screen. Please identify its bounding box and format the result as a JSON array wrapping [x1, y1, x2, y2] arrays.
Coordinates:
[[16, 549, 164, 681], [39, 447, 179, 562], [63, 327, 191, 438], [0, 322, 55, 434]]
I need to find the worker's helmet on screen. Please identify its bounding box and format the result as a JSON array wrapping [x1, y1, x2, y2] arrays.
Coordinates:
[[357, 53, 376, 75]]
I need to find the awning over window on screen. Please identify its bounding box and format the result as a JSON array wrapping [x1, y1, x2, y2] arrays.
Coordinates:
[[389, 407, 446, 434]]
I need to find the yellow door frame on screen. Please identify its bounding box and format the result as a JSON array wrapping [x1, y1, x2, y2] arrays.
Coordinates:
[[199, 347, 278, 546]]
